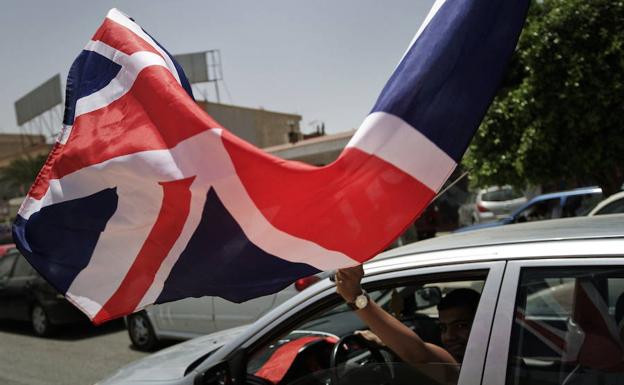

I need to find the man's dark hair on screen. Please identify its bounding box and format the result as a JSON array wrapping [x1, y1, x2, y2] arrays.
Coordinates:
[[437, 288, 480, 314]]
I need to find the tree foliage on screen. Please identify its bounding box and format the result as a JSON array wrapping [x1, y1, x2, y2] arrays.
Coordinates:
[[0, 154, 47, 197], [464, 0, 624, 196]]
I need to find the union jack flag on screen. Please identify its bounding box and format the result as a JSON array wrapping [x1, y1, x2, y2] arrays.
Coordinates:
[[13, 1, 529, 324]]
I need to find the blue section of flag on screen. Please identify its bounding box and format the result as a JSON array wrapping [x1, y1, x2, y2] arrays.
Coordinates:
[[63, 51, 122, 126], [12, 188, 118, 294], [371, 0, 529, 161], [156, 188, 320, 304]]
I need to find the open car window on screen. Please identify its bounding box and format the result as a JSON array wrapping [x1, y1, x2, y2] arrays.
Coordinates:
[[245, 274, 486, 385]]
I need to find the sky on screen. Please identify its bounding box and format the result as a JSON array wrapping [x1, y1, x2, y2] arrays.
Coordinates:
[[0, 0, 435, 139]]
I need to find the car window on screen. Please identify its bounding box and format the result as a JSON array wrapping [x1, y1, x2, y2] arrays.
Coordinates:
[[562, 193, 603, 217], [0, 253, 17, 278], [482, 187, 524, 202], [12, 255, 35, 278], [514, 198, 561, 223], [245, 274, 486, 385], [595, 199, 624, 215], [507, 267, 624, 385]]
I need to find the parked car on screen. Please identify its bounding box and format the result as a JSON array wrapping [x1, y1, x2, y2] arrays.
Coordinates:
[[0, 248, 88, 336], [98, 215, 624, 385], [471, 185, 526, 223], [588, 191, 624, 216], [455, 186, 603, 233], [457, 192, 476, 227], [126, 273, 325, 351]]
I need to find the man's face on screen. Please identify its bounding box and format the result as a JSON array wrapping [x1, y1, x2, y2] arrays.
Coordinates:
[[438, 306, 474, 362]]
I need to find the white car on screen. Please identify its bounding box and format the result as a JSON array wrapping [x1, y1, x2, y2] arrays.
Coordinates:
[[125, 274, 322, 350], [588, 190, 624, 216], [100, 214, 624, 385]]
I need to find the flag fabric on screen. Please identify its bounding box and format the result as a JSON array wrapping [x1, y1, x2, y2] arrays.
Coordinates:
[[13, 1, 529, 324]]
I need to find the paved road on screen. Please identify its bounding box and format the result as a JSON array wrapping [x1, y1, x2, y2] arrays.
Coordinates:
[[0, 319, 151, 385]]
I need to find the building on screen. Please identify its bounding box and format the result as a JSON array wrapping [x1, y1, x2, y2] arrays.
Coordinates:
[[264, 130, 354, 166], [197, 101, 302, 148], [0, 133, 49, 168]]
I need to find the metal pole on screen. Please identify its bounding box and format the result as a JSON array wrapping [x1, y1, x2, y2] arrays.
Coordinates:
[[432, 169, 470, 202], [214, 81, 221, 103]]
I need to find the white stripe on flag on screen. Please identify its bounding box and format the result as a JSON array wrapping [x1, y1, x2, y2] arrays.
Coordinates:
[[347, 111, 456, 193]]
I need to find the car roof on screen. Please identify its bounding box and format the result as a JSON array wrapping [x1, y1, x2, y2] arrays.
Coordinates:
[[375, 214, 624, 260], [528, 186, 602, 202]]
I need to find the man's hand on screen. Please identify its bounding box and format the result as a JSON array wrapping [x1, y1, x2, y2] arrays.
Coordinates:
[[335, 265, 364, 303], [355, 330, 386, 347]]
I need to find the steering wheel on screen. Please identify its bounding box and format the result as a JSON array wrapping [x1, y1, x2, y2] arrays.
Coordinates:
[[329, 332, 393, 385]]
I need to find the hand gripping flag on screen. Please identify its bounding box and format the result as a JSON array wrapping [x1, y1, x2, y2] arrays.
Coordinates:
[[13, 1, 529, 324]]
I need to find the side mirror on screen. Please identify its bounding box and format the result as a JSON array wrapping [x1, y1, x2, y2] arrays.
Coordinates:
[[194, 361, 231, 385], [415, 286, 442, 309]]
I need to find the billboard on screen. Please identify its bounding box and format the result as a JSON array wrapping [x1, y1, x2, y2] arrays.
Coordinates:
[[174, 52, 210, 84], [14, 74, 63, 126], [174, 50, 222, 84]]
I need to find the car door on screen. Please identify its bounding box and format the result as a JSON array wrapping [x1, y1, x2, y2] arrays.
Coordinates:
[[5, 252, 37, 320], [483, 257, 624, 385], [561, 193, 604, 217], [213, 293, 278, 331], [151, 296, 216, 337]]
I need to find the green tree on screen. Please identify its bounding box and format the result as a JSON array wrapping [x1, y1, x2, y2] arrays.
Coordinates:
[[464, 0, 624, 196], [0, 154, 47, 197]]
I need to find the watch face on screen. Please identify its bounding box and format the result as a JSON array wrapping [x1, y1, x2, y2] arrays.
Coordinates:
[[355, 294, 368, 309]]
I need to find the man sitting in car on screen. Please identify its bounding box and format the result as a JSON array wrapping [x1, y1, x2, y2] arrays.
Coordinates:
[[336, 265, 480, 365]]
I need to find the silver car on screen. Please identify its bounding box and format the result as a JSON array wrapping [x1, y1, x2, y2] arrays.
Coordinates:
[[473, 185, 526, 223], [99, 215, 624, 385]]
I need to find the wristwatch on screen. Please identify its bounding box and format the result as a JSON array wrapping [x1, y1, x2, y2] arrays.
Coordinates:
[[347, 290, 370, 311]]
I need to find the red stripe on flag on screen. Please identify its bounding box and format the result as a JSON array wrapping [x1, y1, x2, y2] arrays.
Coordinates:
[[28, 66, 219, 200], [92, 176, 195, 324], [222, 130, 435, 262], [92, 18, 161, 57], [515, 309, 566, 352]]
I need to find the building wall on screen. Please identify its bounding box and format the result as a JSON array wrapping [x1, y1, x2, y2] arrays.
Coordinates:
[[197, 101, 302, 148], [265, 131, 354, 166]]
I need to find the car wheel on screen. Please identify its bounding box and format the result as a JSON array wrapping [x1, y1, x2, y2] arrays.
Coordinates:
[[127, 311, 159, 351], [31, 303, 54, 337]]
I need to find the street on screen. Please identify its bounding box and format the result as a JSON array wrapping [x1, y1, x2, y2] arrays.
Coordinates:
[[0, 320, 150, 385]]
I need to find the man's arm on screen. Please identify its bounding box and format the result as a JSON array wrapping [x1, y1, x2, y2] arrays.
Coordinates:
[[336, 266, 456, 366]]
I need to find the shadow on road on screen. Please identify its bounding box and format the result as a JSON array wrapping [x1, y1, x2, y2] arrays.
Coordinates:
[[0, 318, 126, 340]]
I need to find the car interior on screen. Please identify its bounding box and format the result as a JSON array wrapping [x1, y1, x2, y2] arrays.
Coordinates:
[[244, 274, 486, 385]]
